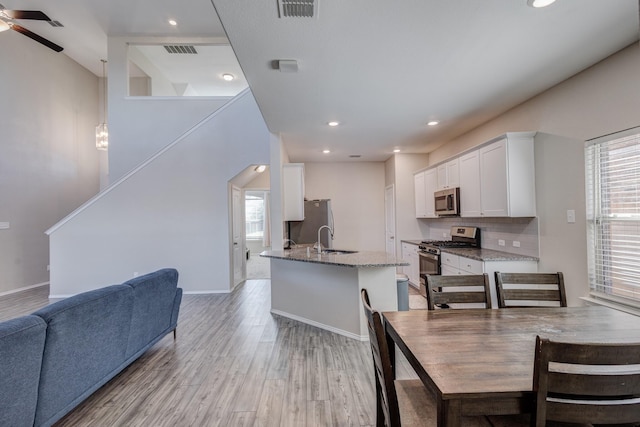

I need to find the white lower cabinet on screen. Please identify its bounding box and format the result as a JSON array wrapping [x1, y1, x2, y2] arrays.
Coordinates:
[[401, 242, 421, 288], [439, 251, 538, 308]]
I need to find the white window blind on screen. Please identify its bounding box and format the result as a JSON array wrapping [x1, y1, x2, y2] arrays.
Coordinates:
[[586, 126, 640, 303]]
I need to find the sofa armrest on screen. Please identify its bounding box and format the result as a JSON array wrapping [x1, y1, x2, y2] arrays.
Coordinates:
[[0, 315, 47, 427]]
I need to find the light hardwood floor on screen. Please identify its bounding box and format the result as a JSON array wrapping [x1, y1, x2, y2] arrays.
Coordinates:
[[2, 279, 424, 427]]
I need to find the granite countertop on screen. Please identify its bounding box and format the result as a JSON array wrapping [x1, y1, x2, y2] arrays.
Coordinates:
[[400, 240, 423, 246], [260, 247, 409, 268], [440, 247, 539, 262]]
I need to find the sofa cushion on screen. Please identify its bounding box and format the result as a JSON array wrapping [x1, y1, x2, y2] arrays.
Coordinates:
[[32, 285, 134, 427], [0, 315, 47, 427], [122, 268, 180, 358]]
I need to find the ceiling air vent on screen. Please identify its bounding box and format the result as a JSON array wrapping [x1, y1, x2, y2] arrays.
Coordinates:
[[163, 45, 198, 54], [278, 0, 316, 18]]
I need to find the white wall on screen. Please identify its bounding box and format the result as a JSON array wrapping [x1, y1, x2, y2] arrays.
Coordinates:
[[0, 31, 100, 294], [47, 91, 271, 295], [534, 133, 587, 306], [426, 43, 640, 305], [385, 154, 430, 255], [107, 36, 231, 182], [304, 162, 386, 251], [429, 44, 640, 164]]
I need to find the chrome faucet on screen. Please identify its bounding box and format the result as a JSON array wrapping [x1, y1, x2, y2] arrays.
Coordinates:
[[317, 225, 334, 253]]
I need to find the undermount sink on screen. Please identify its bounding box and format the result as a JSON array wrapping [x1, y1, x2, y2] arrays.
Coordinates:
[[321, 249, 358, 255]]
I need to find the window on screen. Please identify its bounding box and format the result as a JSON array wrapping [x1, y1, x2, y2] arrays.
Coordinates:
[[586, 126, 640, 304], [245, 191, 266, 240]]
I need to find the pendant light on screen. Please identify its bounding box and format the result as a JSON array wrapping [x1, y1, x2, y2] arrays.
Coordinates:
[[96, 59, 108, 151]]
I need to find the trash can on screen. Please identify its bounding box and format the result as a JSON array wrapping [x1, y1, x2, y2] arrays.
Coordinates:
[[396, 273, 410, 311]]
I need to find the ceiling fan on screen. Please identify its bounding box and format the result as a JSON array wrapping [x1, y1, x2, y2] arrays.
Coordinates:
[[0, 3, 63, 52]]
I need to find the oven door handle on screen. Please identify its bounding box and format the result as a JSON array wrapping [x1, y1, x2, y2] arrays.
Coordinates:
[[418, 251, 439, 261]]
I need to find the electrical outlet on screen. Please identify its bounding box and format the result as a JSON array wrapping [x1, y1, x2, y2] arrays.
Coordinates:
[[442, 232, 447, 238], [513, 241, 521, 248], [498, 239, 505, 246], [567, 209, 576, 223], [46, 265, 50, 271]]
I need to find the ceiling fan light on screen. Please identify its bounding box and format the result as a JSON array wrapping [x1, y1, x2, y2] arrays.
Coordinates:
[[0, 20, 10, 32], [527, 0, 557, 8]]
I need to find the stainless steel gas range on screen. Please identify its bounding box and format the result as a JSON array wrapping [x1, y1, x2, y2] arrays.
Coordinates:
[[418, 226, 481, 297]]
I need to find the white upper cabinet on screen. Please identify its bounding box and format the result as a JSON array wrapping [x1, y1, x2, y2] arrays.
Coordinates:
[[480, 135, 536, 217], [459, 150, 482, 217], [414, 171, 427, 218], [283, 163, 305, 221], [415, 132, 536, 219], [480, 140, 510, 217], [414, 168, 437, 218], [437, 159, 459, 190], [424, 168, 437, 217]]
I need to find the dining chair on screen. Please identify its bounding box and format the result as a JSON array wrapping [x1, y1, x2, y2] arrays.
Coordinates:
[[531, 335, 640, 426], [425, 273, 492, 310], [360, 288, 492, 427], [494, 272, 567, 308]]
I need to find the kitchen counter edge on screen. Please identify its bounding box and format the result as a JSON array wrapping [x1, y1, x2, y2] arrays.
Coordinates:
[[441, 247, 539, 262], [260, 249, 409, 268]]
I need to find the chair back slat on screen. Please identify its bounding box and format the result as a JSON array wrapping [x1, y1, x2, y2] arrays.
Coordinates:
[[426, 274, 491, 310], [548, 371, 640, 396], [361, 288, 401, 426], [495, 272, 567, 308], [533, 336, 640, 426]]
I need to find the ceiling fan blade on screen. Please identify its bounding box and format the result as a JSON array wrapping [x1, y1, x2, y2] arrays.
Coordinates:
[[4, 10, 51, 20], [11, 24, 63, 52]]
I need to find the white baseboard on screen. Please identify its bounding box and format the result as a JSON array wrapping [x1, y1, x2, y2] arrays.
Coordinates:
[[270, 309, 368, 341], [49, 289, 232, 299], [0, 282, 49, 298], [183, 290, 231, 295]]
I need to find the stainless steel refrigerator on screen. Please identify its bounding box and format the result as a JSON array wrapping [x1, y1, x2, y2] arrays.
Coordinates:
[[287, 199, 333, 248]]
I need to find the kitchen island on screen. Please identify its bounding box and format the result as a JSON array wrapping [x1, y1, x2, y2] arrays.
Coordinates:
[[261, 248, 408, 340]]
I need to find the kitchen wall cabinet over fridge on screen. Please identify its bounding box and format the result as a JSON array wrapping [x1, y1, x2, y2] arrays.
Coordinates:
[[283, 163, 305, 221]]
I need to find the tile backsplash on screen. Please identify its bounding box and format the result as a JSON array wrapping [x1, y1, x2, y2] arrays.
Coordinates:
[[423, 217, 539, 258]]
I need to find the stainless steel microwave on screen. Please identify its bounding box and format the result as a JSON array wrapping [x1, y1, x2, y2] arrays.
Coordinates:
[[434, 187, 460, 216]]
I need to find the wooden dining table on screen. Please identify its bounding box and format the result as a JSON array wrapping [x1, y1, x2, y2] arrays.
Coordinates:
[[382, 306, 640, 427]]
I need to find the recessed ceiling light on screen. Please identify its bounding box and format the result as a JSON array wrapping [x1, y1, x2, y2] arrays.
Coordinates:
[[222, 73, 235, 81], [427, 121, 439, 126], [254, 165, 266, 173], [527, 0, 557, 7], [393, 149, 401, 153], [168, 19, 177, 26], [327, 121, 340, 127], [323, 149, 331, 154]]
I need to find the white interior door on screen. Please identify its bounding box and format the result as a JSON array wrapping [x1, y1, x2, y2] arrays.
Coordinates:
[[385, 185, 396, 256], [232, 186, 244, 286]]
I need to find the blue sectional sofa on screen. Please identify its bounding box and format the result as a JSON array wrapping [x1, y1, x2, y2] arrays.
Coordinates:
[[0, 268, 182, 427]]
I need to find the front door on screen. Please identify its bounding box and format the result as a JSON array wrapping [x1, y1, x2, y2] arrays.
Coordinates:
[[232, 186, 244, 287]]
